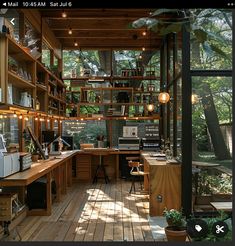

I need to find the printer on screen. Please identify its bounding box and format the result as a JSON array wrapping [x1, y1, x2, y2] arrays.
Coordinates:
[[0, 134, 20, 178]]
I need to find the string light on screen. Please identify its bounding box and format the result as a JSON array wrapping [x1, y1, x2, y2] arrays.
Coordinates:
[[142, 47, 146, 51], [47, 118, 50, 123], [13, 111, 17, 118], [4, 115, 7, 118], [19, 115, 23, 119], [142, 31, 147, 36], [68, 28, 73, 35], [62, 11, 67, 18], [35, 117, 38, 121], [74, 41, 78, 47], [25, 116, 29, 121]]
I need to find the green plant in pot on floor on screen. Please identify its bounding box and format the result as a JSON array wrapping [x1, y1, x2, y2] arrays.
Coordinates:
[[163, 208, 187, 241]]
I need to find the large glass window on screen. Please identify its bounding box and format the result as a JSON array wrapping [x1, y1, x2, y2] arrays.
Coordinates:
[[62, 120, 107, 149], [63, 50, 111, 78], [42, 41, 51, 68], [190, 9, 232, 70], [0, 116, 19, 149], [190, 9, 232, 213]]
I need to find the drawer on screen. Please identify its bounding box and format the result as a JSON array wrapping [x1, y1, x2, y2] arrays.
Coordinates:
[[0, 201, 11, 206], [77, 155, 91, 162], [77, 171, 91, 180], [77, 166, 90, 172], [77, 162, 91, 168]]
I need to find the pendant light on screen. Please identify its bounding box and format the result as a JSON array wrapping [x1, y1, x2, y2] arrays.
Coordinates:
[[158, 92, 170, 104]]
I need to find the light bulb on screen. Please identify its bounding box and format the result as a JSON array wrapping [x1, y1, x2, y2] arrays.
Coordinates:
[[142, 31, 147, 36], [191, 94, 199, 104], [62, 11, 67, 18], [158, 92, 170, 104], [142, 47, 146, 51], [68, 28, 72, 35], [147, 104, 154, 112], [74, 41, 78, 47]]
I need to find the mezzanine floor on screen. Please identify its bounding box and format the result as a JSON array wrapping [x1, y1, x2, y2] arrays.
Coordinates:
[[3, 180, 167, 241]]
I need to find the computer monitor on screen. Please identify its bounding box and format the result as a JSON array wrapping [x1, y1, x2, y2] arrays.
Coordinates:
[[42, 130, 55, 144], [0, 134, 7, 153]]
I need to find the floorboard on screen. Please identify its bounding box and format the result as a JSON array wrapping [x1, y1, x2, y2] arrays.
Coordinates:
[[3, 180, 166, 241]]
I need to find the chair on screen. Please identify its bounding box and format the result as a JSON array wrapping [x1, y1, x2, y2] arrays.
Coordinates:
[[92, 152, 110, 184], [128, 160, 149, 194]]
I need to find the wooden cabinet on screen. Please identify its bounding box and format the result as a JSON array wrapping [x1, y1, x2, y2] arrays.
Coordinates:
[[66, 84, 160, 119], [74, 154, 91, 182], [0, 34, 66, 117], [144, 157, 182, 216], [0, 193, 18, 221]]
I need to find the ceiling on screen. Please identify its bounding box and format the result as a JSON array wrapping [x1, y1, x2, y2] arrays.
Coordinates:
[[40, 9, 175, 50]]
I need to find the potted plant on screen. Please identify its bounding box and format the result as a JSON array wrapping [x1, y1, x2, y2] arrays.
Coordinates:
[[163, 208, 187, 241], [26, 140, 39, 162]]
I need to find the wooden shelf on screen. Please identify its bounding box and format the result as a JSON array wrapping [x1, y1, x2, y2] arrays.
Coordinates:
[[68, 115, 160, 120], [48, 106, 58, 110], [7, 36, 35, 62], [112, 76, 160, 80], [48, 94, 66, 104], [8, 71, 35, 89], [36, 83, 47, 92], [81, 87, 133, 91], [78, 102, 147, 106], [62, 75, 160, 81]]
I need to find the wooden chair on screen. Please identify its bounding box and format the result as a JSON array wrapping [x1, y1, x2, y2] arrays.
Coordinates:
[[92, 152, 110, 184], [128, 161, 148, 194]]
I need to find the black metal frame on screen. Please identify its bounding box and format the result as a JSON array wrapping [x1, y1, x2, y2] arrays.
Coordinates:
[[181, 11, 234, 218]]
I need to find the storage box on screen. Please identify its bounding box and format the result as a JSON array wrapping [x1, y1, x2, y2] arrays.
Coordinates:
[[0, 193, 18, 221]]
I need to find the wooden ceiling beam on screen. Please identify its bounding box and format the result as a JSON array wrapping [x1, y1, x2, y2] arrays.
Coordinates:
[[53, 30, 159, 38], [61, 39, 162, 49], [48, 18, 143, 30], [41, 9, 153, 18]]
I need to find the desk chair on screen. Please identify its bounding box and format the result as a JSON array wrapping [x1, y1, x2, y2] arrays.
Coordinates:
[[128, 161, 149, 194], [92, 152, 110, 184]]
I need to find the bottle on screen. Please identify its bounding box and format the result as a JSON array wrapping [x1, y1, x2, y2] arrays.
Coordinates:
[[36, 97, 40, 110]]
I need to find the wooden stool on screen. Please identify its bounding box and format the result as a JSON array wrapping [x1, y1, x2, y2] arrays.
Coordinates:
[[92, 152, 110, 184], [128, 161, 149, 194]]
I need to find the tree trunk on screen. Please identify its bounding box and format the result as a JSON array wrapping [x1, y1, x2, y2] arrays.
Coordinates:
[[201, 84, 231, 160]]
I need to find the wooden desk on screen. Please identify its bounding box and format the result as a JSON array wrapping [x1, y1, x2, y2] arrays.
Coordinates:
[[78, 149, 140, 181], [0, 151, 78, 216], [142, 153, 181, 216], [210, 202, 232, 212]]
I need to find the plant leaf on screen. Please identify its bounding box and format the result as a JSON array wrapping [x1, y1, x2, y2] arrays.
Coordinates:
[[159, 23, 182, 35], [193, 29, 208, 43], [132, 17, 148, 28], [210, 44, 229, 59], [206, 31, 227, 43], [132, 17, 158, 29], [151, 9, 179, 17], [202, 42, 213, 57]]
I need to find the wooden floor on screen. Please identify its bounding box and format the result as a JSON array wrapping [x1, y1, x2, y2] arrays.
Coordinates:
[[4, 180, 166, 241]]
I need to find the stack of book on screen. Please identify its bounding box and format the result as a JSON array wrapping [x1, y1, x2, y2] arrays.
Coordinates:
[[107, 108, 122, 116]]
